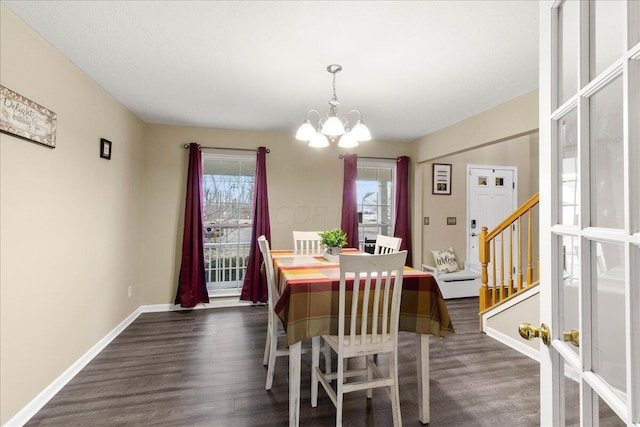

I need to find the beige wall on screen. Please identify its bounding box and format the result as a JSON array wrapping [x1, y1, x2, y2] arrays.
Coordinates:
[[420, 134, 539, 267], [411, 91, 539, 267], [0, 6, 145, 424], [141, 125, 413, 304], [413, 90, 538, 162]]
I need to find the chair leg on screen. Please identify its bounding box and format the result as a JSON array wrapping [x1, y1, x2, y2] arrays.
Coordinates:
[[265, 326, 278, 390], [311, 336, 320, 407], [366, 355, 374, 399], [262, 322, 271, 366], [323, 338, 332, 374], [336, 356, 344, 427], [390, 350, 402, 427]]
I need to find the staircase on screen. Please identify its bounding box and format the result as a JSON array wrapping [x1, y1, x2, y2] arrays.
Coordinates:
[[477, 193, 541, 360]]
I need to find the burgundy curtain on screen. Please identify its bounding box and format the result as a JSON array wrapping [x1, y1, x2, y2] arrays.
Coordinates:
[[340, 154, 359, 248], [240, 147, 271, 303], [394, 156, 413, 267], [175, 143, 210, 308]]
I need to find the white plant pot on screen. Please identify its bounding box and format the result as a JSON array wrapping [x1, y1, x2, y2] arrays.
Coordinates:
[[328, 246, 342, 255]]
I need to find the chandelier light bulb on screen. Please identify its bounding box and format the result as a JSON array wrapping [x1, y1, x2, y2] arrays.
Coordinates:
[[295, 120, 316, 141], [321, 116, 346, 136], [351, 120, 372, 141], [309, 132, 329, 148], [337, 132, 359, 148]]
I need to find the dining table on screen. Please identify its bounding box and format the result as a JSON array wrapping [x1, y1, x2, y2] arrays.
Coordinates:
[[271, 249, 455, 427]]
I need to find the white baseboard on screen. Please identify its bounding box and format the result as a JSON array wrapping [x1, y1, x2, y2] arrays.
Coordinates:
[[483, 326, 540, 362], [141, 298, 254, 313], [4, 297, 257, 427], [3, 307, 143, 427]]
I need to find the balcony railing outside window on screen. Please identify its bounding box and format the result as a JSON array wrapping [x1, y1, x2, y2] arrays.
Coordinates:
[[204, 225, 251, 294]]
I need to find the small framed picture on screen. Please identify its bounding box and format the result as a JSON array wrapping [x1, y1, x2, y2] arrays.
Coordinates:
[[100, 138, 112, 160], [432, 163, 452, 195]]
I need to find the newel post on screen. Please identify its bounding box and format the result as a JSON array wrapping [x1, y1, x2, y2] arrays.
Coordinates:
[[479, 226, 490, 311]]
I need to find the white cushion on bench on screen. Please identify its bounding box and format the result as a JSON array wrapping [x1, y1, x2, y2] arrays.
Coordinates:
[[422, 263, 480, 299]]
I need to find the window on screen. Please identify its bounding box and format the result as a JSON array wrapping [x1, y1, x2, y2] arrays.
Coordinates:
[[202, 154, 255, 295], [357, 161, 395, 253]]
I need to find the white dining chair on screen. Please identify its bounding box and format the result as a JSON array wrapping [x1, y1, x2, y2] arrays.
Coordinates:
[[259, 235, 322, 390], [293, 230, 323, 254], [311, 250, 408, 427], [373, 234, 402, 255], [258, 235, 291, 390]]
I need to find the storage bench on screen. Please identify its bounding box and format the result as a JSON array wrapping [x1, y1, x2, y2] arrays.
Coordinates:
[[421, 263, 481, 299]]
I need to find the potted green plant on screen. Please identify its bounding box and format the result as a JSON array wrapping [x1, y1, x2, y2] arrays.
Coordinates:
[[319, 229, 348, 256]]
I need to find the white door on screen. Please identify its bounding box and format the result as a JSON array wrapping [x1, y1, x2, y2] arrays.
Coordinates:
[[537, 1, 639, 425], [466, 165, 517, 274]]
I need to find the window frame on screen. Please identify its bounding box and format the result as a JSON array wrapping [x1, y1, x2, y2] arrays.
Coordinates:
[[356, 159, 396, 252], [201, 153, 256, 297]]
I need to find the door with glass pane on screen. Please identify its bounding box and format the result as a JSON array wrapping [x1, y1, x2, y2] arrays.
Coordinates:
[[539, 1, 639, 425], [202, 154, 256, 295], [357, 161, 395, 253]]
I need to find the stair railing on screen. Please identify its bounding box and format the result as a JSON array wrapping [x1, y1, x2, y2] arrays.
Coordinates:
[[479, 193, 539, 312]]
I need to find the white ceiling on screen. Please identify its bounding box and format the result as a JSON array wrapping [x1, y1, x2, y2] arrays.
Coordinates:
[[2, 0, 539, 143]]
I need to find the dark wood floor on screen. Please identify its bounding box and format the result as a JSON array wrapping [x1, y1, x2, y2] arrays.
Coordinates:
[[26, 298, 541, 426]]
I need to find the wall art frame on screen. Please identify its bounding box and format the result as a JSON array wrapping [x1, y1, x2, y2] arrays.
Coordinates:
[[0, 85, 57, 148], [100, 138, 112, 160], [432, 163, 452, 195]]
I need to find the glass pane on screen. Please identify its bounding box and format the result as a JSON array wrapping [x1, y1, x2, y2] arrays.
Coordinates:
[[561, 235, 580, 356], [590, 76, 624, 229], [592, 241, 626, 396], [564, 370, 580, 426], [357, 164, 395, 251], [565, 380, 626, 426], [598, 394, 626, 426], [631, 1, 640, 46], [202, 155, 255, 294], [591, 0, 625, 79], [559, 108, 579, 226], [559, 0, 579, 104], [633, 61, 640, 233]]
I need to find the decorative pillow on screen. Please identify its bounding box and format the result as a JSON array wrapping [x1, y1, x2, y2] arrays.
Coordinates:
[[431, 247, 459, 273]]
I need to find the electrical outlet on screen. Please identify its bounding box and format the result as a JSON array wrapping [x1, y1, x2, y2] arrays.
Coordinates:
[[447, 217, 457, 225], [423, 217, 429, 225]]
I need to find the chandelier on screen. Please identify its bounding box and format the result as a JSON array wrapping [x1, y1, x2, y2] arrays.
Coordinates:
[[295, 64, 372, 148]]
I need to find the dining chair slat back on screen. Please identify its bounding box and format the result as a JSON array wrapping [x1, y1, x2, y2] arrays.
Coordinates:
[[373, 234, 402, 255], [311, 250, 408, 427], [293, 230, 323, 254]]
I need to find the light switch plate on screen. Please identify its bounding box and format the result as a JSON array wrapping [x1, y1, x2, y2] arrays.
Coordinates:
[[447, 217, 457, 225]]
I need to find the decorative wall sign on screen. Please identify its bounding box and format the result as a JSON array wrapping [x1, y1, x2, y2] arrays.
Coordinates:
[[0, 85, 57, 148], [432, 163, 452, 195], [100, 138, 112, 160]]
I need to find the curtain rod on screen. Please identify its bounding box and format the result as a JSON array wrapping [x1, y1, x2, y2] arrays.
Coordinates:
[[338, 154, 396, 161], [183, 144, 270, 153]]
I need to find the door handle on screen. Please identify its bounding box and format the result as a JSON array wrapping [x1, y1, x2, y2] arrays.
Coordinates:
[[471, 233, 477, 237], [563, 329, 579, 347], [518, 323, 551, 346]]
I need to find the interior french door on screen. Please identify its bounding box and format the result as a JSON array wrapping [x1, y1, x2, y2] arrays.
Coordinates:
[[539, 1, 639, 426]]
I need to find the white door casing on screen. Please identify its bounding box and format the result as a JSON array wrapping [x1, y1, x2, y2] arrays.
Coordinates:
[[466, 165, 517, 275], [539, 1, 639, 426]]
